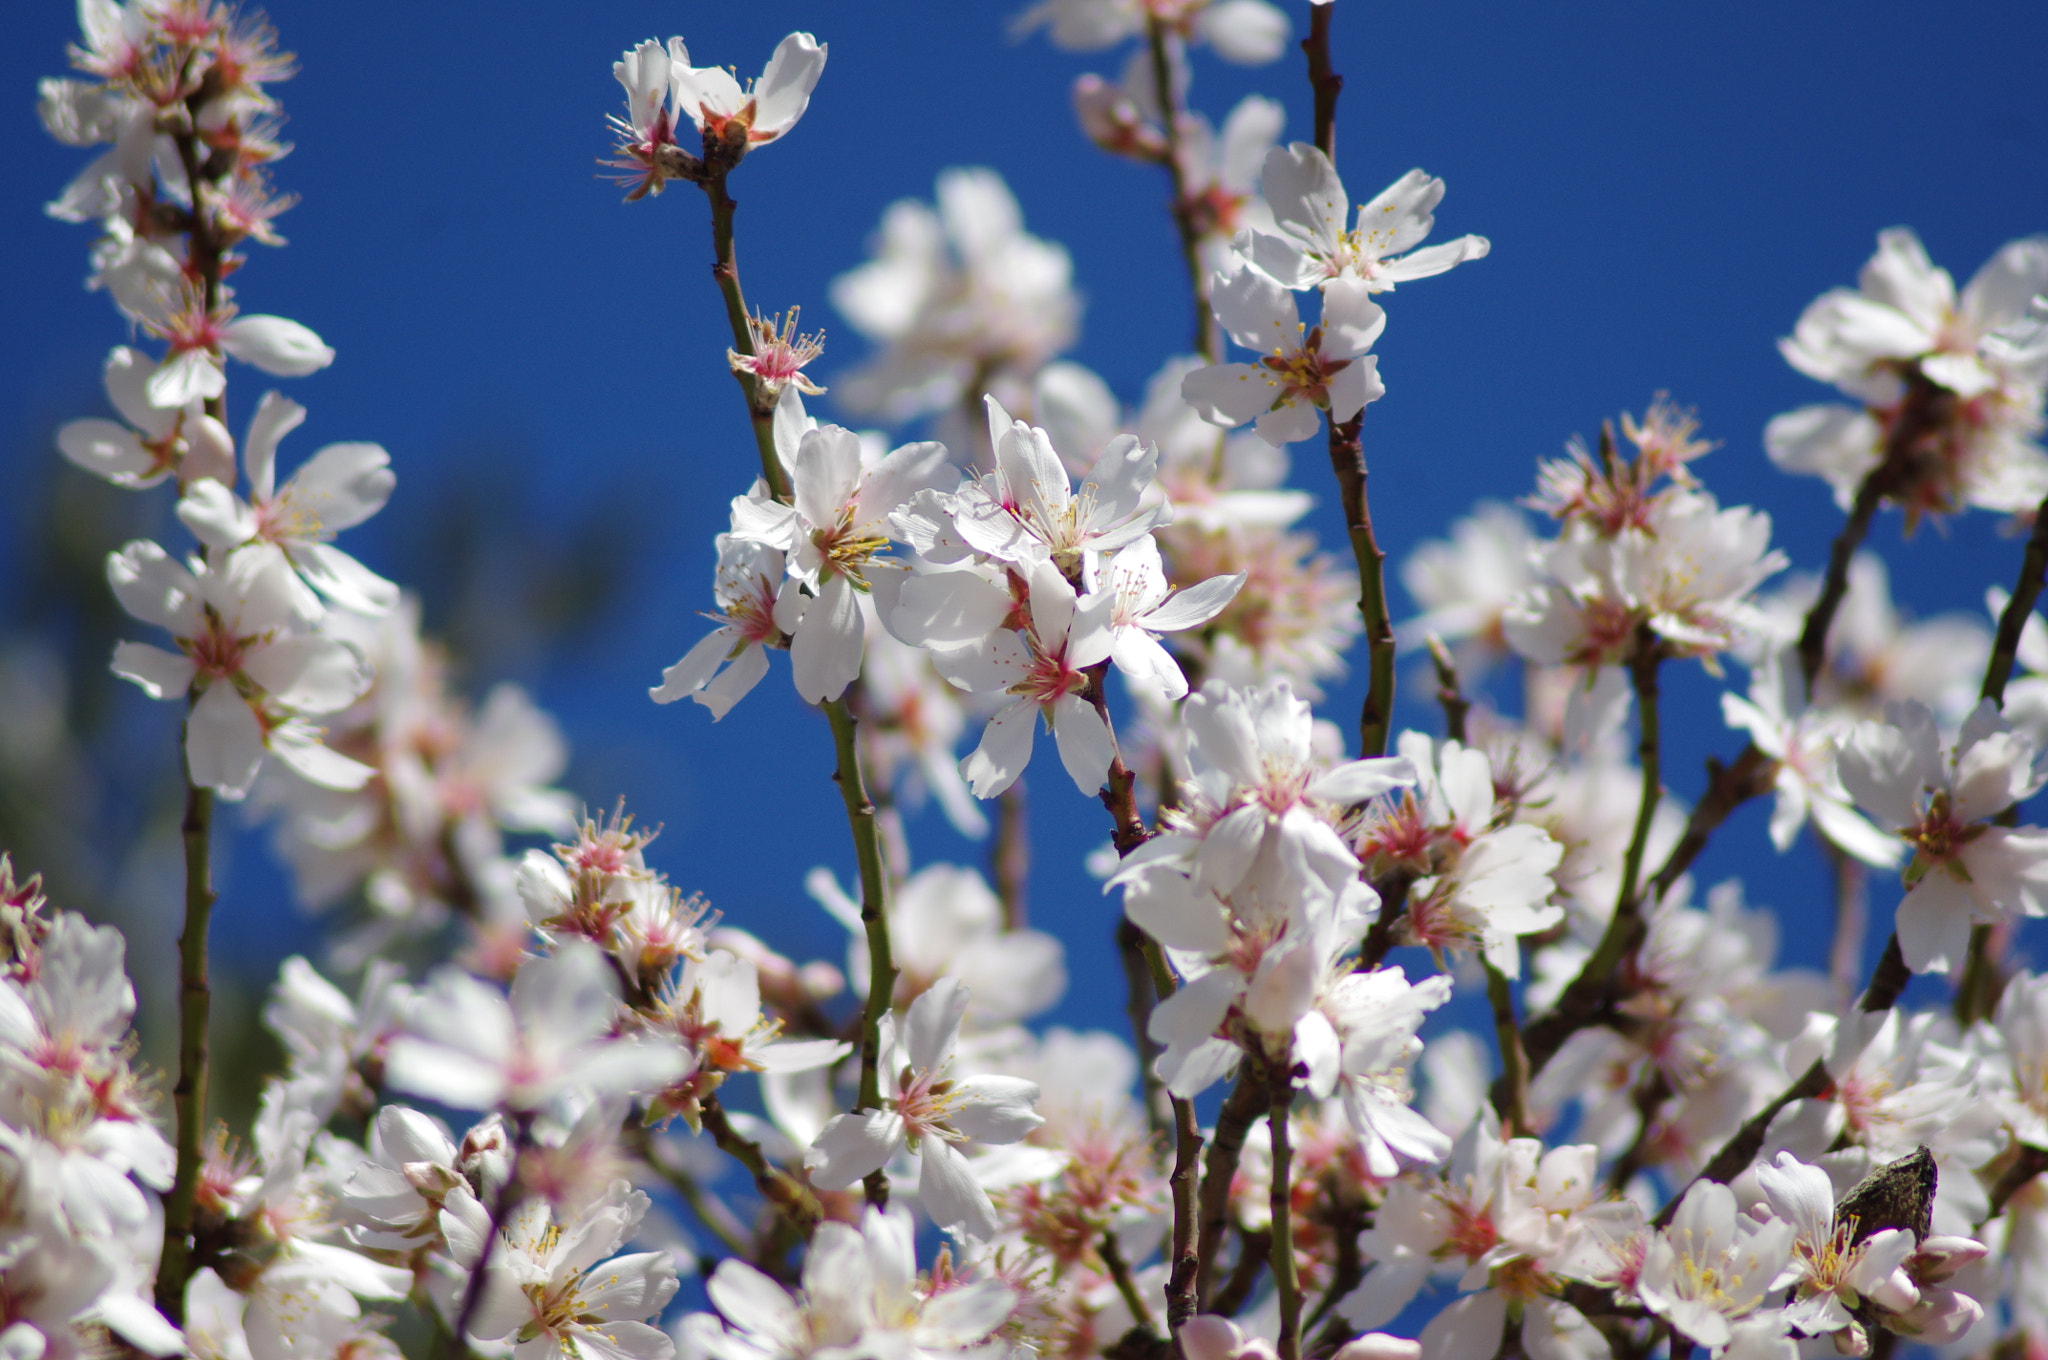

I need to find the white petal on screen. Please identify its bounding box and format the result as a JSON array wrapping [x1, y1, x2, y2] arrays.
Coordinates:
[[789, 574, 864, 704], [916, 1136, 999, 1239], [962, 700, 1037, 799], [219, 315, 335, 377], [1051, 693, 1116, 795], [187, 681, 265, 800]]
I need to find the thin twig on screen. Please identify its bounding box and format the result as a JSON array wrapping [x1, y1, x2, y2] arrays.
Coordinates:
[[1196, 1068, 1268, 1307], [699, 1099, 824, 1240], [1268, 1071, 1302, 1360], [993, 781, 1029, 929], [824, 696, 895, 1208], [1101, 1228, 1160, 1336], [1426, 634, 1470, 744], [1119, 920, 1173, 1142], [629, 1124, 752, 1258], [1210, 1230, 1271, 1319], [700, 170, 789, 502], [1795, 375, 1948, 697], [156, 765, 214, 1321], [1604, 1065, 1674, 1194]]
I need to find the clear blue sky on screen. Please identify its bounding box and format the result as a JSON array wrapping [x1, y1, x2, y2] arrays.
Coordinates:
[[5, 0, 2047, 1053]]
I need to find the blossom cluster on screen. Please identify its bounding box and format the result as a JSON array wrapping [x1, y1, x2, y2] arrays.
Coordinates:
[[18, 6, 2048, 1360]]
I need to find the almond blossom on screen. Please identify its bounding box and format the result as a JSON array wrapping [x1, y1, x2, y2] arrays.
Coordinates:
[[729, 421, 956, 704], [1182, 267, 1386, 446], [1636, 1181, 1792, 1350], [680, 1204, 1017, 1360], [1100, 535, 1244, 698], [651, 535, 793, 719], [1766, 229, 2048, 520], [1838, 698, 2048, 972], [383, 942, 688, 1114], [106, 539, 372, 799], [57, 346, 233, 489], [670, 33, 827, 155], [176, 391, 399, 616], [946, 560, 1117, 799], [1236, 144, 1491, 294], [805, 978, 1045, 1239]]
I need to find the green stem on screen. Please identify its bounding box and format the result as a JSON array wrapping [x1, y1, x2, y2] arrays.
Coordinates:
[[824, 695, 894, 1206], [702, 171, 789, 502], [630, 1123, 752, 1257], [1267, 1072, 1301, 1360], [155, 747, 215, 1322]]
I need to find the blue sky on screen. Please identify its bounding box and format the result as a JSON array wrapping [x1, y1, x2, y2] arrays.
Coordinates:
[[5, 0, 2048, 1068]]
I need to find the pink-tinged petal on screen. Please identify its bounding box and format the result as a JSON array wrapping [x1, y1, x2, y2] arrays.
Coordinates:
[[1051, 693, 1116, 796], [1256, 400, 1326, 447], [890, 570, 1011, 648], [219, 315, 333, 377], [1895, 872, 1979, 973], [1143, 572, 1245, 633], [176, 479, 258, 549], [917, 1134, 1000, 1239], [268, 725, 374, 790], [1321, 278, 1388, 357], [1182, 361, 1277, 429], [1211, 262, 1299, 355], [805, 1109, 902, 1190], [903, 976, 969, 1072], [110, 641, 194, 699], [962, 700, 1037, 798], [147, 349, 224, 408], [752, 33, 827, 141], [243, 635, 368, 713], [1419, 1289, 1509, 1360], [242, 390, 304, 502], [790, 574, 863, 704], [1261, 142, 1347, 261], [58, 418, 156, 485], [187, 681, 265, 800], [1327, 354, 1386, 424]]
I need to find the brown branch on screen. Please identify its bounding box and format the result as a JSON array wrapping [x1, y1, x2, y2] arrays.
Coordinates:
[[1301, 4, 1343, 162], [1211, 1230, 1271, 1319], [1426, 634, 1470, 744], [1144, 16, 1219, 362], [1196, 1068, 1269, 1308], [700, 1095, 822, 1239], [1484, 960, 1532, 1135], [993, 782, 1030, 929]]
